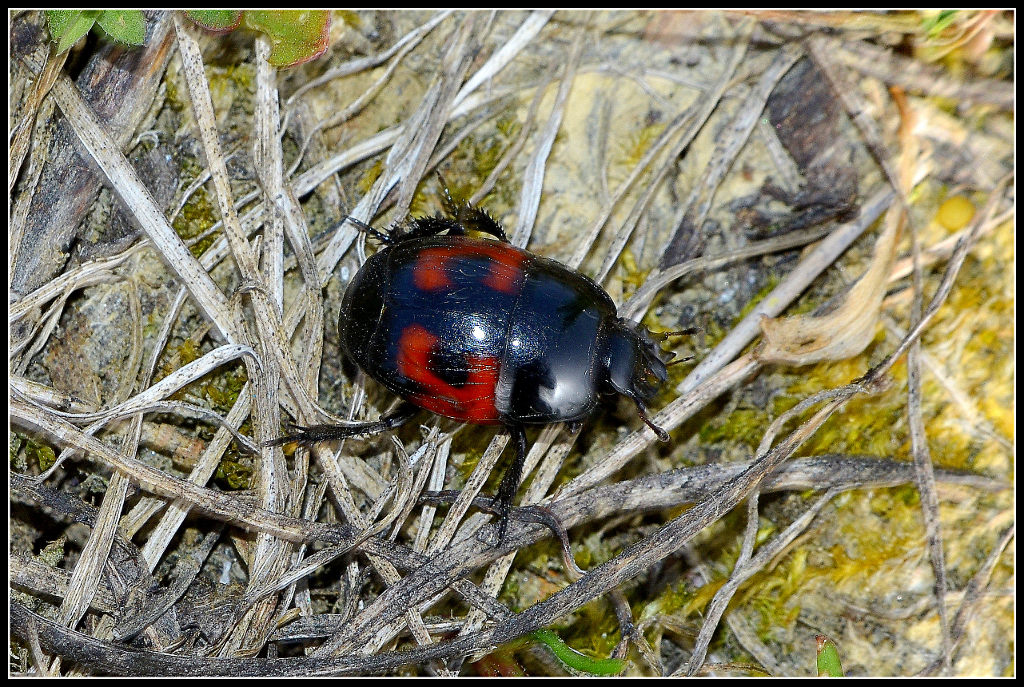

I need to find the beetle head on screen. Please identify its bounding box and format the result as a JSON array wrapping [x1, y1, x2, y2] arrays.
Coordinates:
[[603, 319, 671, 441]]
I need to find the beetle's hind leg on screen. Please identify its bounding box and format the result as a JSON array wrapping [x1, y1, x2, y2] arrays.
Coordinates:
[[495, 423, 528, 543], [265, 401, 420, 448]]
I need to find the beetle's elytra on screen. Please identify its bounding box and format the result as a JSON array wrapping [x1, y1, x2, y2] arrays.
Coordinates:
[[270, 190, 678, 541]]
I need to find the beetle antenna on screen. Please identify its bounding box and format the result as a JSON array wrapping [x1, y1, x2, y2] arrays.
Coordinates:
[[666, 355, 694, 366], [341, 215, 393, 245]]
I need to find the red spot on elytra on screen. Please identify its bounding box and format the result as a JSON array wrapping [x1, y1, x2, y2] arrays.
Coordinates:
[[412, 242, 526, 295], [412, 249, 454, 291], [396, 324, 501, 424]]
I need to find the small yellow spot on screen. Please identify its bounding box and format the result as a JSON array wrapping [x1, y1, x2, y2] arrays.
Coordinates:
[[936, 195, 976, 232]]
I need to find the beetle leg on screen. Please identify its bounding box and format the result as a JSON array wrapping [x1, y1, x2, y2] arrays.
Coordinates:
[[402, 215, 466, 242], [400, 208, 507, 244], [339, 215, 395, 245], [438, 172, 461, 218], [633, 400, 670, 443], [457, 204, 509, 243], [652, 326, 699, 340], [264, 401, 420, 447], [437, 171, 509, 242], [495, 423, 528, 543]]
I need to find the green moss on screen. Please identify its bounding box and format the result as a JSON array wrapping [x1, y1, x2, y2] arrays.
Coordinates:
[[200, 362, 247, 413], [699, 407, 771, 450], [223, 62, 256, 95], [763, 235, 1012, 472], [611, 122, 665, 178], [155, 339, 201, 384], [172, 184, 218, 257], [495, 113, 521, 139], [770, 341, 907, 460], [453, 426, 500, 486], [356, 159, 384, 195], [619, 250, 646, 287], [569, 603, 624, 666], [577, 531, 620, 571], [737, 274, 783, 321], [639, 579, 698, 620], [196, 368, 249, 487], [753, 596, 801, 644], [12, 435, 56, 472], [163, 69, 184, 112], [500, 569, 522, 612], [214, 455, 253, 489], [37, 536, 67, 567], [702, 317, 727, 351], [826, 492, 919, 581], [9, 435, 26, 471], [178, 339, 202, 366], [27, 440, 57, 472], [742, 548, 807, 641]]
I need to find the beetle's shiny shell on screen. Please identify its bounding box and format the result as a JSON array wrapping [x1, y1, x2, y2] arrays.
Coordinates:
[[340, 235, 617, 425]]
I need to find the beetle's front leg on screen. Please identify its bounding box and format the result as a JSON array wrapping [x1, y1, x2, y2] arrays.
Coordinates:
[[264, 401, 420, 447], [495, 423, 527, 544], [438, 172, 509, 242]]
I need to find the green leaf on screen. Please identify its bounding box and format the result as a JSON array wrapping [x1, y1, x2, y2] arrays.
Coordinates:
[[530, 629, 625, 675], [242, 10, 330, 67], [185, 10, 243, 33], [46, 10, 100, 54], [815, 634, 844, 677], [94, 10, 147, 46], [923, 10, 959, 39]]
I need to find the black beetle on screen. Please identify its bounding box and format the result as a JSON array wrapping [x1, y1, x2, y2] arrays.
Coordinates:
[[271, 190, 681, 540]]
